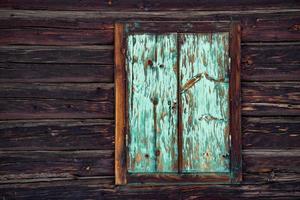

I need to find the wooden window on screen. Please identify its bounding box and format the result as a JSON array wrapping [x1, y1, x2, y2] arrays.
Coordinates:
[[115, 22, 241, 185]]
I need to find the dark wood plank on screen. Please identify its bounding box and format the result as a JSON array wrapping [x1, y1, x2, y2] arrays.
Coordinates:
[[0, 178, 115, 199], [0, 28, 113, 45], [0, 119, 114, 151], [0, 99, 113, 119], [0, 46, 113, 64], [229, 23, 242, 183], [242, 61, 300, 81], [180, 182, 300, 200], [0, 63, 114, 83], [1, 178, 299, 200], [0, 150, 114, 181], [243, 117, 300, 149], [244, 172, 300, 184], [241, 45, 300, 81], [0, 83, 114, 119], [242, 15, 300, 42], [0, 13, 114, 29], [0, 83, 114, 101], [242, 82, 300, 116], [244, 150, 300, 173], [1, 9, 299, 22], [0, 0, 298, 11]]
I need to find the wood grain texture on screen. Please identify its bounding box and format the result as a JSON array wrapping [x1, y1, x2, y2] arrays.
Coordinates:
[[241, 44, 300, 76], [0, 83, 114, 119], [1, 10, 300, 42], [242, 117, 300, 149], [0, 99, 113, 120], [241, 15, 300, 42], [242, 61, 300, 81], [0, 63, 114, 83], [243, 150, 300, 173], [0, 28, 113, 45], [0, 83, 113, 101], [0, 119, 114, 151], [229, 23, 242, 183], [242, 82, 300, 116], [0, 150, 114, 181], [0, 0, 298, 11], [179, 33, 230, 173], [114, 23, 126, 185], [2, 178, 300, 200], [127, 34, 178, 173], [0, 46, 113, 64]]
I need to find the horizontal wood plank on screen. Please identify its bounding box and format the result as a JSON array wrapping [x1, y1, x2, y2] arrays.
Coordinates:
[[0, 83, 114, 101], [243, 117, 300, 149], [0, 63, 114, 83], [0, 28, 113, 45], [180, 182, 300, 199], [0, 99, 113, 119], [0, 83, 114, 119], [242, 15, 300, 42], [0, 150, 114, 181], [0, 46, 113, 64], [1, 180, 299, 200], [242, 82, 300, 116], [1, 11, 300, 43], [241, 45, 300, 81], [0, 0, 298, 11], [243, 150, 300, 173], [242, 62, 300, 81], [0, 119, 114, 151]]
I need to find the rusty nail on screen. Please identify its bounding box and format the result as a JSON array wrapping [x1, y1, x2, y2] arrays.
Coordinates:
[[155, 150, 160, 156], [147, 59, 153, 66]]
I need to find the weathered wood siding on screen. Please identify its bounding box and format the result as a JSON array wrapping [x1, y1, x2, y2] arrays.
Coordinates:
[[0, 1, 299, 199]]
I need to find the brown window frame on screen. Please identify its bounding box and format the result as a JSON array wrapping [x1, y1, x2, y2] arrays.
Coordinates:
[[115, 21, 241, 185]]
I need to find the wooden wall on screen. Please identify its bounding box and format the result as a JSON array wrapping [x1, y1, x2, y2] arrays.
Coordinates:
[[0, 1, 300, 199]]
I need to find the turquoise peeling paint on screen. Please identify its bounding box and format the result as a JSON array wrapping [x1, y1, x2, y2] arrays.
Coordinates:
[[180, 33, 230, 173], [127, 34, 178, 173], [126, 32, 230, 174]]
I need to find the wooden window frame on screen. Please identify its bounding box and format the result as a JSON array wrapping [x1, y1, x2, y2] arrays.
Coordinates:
[[115, 21, 241, 185]]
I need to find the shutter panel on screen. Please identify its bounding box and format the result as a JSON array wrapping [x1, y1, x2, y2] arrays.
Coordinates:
[[127, 34, 178, 173], [179, 33, 230, 173]]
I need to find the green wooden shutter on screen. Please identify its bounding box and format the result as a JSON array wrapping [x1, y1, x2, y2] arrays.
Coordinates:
[[179, 33, 230, 173], [127, 34, 178, 173], [126, 32, 230, 174]]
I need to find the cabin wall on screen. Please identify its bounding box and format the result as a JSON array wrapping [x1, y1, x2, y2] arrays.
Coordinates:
[[0, 1, 299, 199]]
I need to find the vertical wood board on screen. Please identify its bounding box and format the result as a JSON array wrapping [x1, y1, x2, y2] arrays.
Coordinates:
[[179, 33, 230, 173], [127, 34, 178, 173]]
